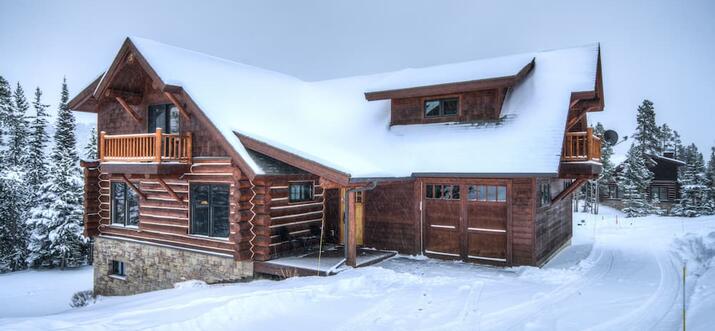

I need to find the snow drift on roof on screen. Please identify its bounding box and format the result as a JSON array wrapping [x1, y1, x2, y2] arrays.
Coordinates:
[[129, 37, 599, 178]]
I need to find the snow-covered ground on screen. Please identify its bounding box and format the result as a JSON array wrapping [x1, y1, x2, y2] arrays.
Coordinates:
[[1, 206, 714, 330], [0, 266, 93, 318]]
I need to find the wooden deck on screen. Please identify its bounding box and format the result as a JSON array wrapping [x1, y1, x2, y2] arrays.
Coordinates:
[[254, 246, 397, 278]]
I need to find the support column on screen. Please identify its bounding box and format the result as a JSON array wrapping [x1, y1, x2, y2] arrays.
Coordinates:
[[346, 190, 357, 267]]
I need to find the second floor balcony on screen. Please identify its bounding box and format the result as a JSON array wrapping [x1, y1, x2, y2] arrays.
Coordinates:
[[98, 128, 192, 174], [559, 128, 603, 178]]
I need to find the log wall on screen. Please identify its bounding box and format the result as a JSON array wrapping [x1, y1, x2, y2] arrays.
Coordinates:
[[265, 175, 325, 258]]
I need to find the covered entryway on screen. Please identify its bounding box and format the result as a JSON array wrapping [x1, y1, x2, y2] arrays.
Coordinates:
[[422, 180, 511, 265]]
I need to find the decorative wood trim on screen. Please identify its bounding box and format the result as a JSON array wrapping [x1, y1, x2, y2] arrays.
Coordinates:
[[164, 91, 191, 119], [115, 96, 142, 122], [364, 58, 534, 101], [157, 177, 183, 203], [121, 174, 146, 200]]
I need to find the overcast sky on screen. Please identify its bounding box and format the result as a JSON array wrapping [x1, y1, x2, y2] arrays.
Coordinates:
[[1, 0, 713, 155]]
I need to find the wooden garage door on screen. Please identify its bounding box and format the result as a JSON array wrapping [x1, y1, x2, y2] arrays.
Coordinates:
[[423, 181, 510, 264], [423, 184, 461, 258], [465, 184, 508, 263]]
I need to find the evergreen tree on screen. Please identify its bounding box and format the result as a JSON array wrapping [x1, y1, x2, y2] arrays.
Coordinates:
[[595, 122, 615, 186], [0, 171, 30, 272], [672, 144, 712, 217], [633, 99, 661, 155], [0, 76, 13, 159], [84, 126, 98, 160], [657, 123, 675, 155], [8, 82, 31, 167], [673, 130, 685, 161], [26, 87, 50, 198], [619, 144, 655, 217], [27, 78, 87, 268], [706, 147, 715, 211]]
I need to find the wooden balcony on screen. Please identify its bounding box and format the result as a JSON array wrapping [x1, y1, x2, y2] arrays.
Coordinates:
[[98, 128, 192, 175], [560, 128, 602, 178]]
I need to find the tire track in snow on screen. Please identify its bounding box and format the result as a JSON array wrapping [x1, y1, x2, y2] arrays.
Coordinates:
[[478, 243, 615, 330]]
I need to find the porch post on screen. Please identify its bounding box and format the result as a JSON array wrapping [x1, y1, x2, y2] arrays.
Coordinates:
[[346, 190, 357, 267]]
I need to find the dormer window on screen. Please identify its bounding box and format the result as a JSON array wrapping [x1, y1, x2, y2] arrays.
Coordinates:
[[148, 104, 180, 133], [424, 97, 459, 117]]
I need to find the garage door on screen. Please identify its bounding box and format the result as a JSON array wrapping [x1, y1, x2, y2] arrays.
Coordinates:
[[423, 181, 510, 264]]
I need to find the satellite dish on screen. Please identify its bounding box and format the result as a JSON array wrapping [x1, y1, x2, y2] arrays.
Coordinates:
[[603, 130, 619, 146]]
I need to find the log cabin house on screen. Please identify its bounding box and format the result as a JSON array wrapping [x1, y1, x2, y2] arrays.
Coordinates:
[[71, 37, 605, 295], [602, 152, 684, 212]]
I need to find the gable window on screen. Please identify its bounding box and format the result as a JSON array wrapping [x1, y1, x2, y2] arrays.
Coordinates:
[[289, 182, 314, 203], [424, 97, 459, 117], [539, 183, 551, 207], [110, 260, 125, 278], [425, 184, 460, 200], [190, 184, 230, 238], [148, 104, 180, 134], [111, 182, 139, 227], [467, 185, 507, 202]]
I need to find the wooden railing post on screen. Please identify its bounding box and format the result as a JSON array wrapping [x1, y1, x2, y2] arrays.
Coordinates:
[[186, 132, 193, 164], [586, 128, 594, 160], [154, 128, 162, 163], [99, 131, 106, 161]]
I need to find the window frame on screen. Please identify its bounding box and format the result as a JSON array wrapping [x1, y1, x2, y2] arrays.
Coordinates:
[[538, 182, 551, 207], [110, 260, 126, 278], [422, 95, 461, 118], [110, 181, 140, 228], [189, 183, 230, 239], [467, 185, 507, 202], [147, 104, 180, 134], [425, 184, 461, 201], [288, 181, 315, 203], [651, 186, 669, 202]]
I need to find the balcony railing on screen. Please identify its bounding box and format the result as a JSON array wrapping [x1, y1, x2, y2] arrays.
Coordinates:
[[562, 128, 601, 162], [99, 128, 192, 163]]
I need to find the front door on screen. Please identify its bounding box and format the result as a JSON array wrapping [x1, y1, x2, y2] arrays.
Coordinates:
[[339, 188, 364, 245], [422, 180, 510, 264]]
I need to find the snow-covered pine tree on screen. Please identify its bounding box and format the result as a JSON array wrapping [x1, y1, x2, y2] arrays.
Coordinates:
[[618, 144, 655, 217], [673, 130, 685, 161], [84, 126, 98, 160], [657, 123, 675, 156], [26, 87, 50, 198], [706, 147, 715, 212], [0, 75, 13, 158], [672, 144, 712, 217], [633, 99, 661, 155], [7, 82, 31, 167], [594, 122, 615, 186], [27, 78, 87, 268], [0, 171, 30, 272]]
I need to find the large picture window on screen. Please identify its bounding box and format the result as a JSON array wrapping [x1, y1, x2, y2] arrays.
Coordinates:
[[190, 184, 230, 238], [424, 97, 459, 117], [289, 182, 314, 203], [111, 182, 139, 227], [148, 104, 180, 134]]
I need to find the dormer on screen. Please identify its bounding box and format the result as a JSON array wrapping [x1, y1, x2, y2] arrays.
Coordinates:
[[364, 58, 534, 126]]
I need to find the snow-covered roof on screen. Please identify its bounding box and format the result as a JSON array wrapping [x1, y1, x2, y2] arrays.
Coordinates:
[[127, 37, 600, 179]]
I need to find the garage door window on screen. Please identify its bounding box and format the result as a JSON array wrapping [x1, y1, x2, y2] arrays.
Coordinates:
[[425, 184, 460, 200], [468, 185, 507, 202]]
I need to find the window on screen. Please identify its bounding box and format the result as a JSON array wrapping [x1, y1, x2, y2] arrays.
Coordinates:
[[424, 97, 459, 117], [111, 182, 139, 227], [110, 260, 125, 277], [539, 183, 551, 207], [148, 104, 180, 134], [651, 186, 669, 202], [425, 184, 460, 200], [355, 191, 364, 203], [289, 182, 314, 203], [467, 185, 507, 202], [190, 184, 230, 238]]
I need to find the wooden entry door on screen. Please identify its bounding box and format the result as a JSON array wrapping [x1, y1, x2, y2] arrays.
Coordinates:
[[422, 181, 511, 264], [339, 189, 364, 245]]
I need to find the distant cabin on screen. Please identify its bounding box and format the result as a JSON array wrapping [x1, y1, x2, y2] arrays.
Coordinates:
[[70, 37, 605, 295]]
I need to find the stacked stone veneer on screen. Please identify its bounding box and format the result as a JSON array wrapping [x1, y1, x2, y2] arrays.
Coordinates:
[[94, 236, 253, 296]]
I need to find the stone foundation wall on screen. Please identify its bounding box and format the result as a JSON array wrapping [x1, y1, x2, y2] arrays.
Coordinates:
[[93, 236, 253, 296]]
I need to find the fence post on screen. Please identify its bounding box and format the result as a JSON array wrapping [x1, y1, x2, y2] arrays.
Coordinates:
[[154, 128, 162, 163]]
